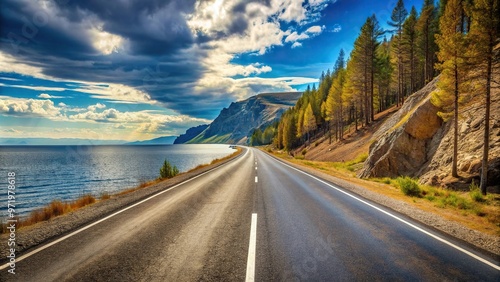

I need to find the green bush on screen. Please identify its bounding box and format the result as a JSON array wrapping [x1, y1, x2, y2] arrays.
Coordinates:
[[302, 149, 307, 156], [469, 180, 485, 202], [160, 159, 179, 179], [396, 176, 421, 197]]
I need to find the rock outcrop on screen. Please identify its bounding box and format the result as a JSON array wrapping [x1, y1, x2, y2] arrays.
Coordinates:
[[418, 90, 500, 188], [359, 78, 442, 178], [180, 92, 301, 144], [359, 75, 500, 189]]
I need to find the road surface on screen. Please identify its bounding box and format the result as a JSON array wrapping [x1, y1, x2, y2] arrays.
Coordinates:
[[1, 147, 498, 281]]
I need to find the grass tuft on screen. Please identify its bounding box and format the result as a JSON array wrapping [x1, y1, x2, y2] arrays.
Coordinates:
[[469, 180, 485, 202], [8, 194, 97, 231], [100, 192, 111, 200], [395, 176, 421, 197]]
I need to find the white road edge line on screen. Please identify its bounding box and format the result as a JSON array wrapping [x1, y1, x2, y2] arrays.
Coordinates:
[[266, 153, 500, 271], [245, 213, 257, 282], [0, 148, 250, 271]]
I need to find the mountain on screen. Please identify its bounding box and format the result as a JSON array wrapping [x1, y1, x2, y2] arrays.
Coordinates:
[[126, 136, 177, 145], [174, 124, 208, 144], [0, 138, 125, 146], [179, 92, 302, 145]]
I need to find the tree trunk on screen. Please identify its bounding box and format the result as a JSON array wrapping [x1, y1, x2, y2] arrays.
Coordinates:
[[480, 35, 493, 195], [452, 61, 459, 178]]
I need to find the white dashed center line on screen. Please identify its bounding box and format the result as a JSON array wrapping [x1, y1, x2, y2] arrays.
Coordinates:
[[245, 213, 257, 282]]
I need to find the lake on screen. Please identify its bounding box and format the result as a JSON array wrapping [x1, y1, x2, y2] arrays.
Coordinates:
[[0, 144, 236, 218]]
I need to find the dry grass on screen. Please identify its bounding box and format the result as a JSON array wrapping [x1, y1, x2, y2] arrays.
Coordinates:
[[186, 147, 242, 173], [100, 192, 111, 200], [1, 194, 97, 233]]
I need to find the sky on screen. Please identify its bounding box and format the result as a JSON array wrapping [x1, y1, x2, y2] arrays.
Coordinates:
[[0, 0, 423, 142]]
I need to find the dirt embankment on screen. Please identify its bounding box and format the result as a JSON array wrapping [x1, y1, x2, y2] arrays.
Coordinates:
[[294, 106, 399, 163]]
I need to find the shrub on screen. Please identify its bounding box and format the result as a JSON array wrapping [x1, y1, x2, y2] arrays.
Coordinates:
[[100, 192, 111, 200], [469, 180, 485, 202], [71, 194, 95, 209], [396, 176, 421, 197], [302, 149, 307, 156], [159, 159, 179, 179]]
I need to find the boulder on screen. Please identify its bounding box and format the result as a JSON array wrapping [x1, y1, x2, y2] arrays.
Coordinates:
[[359, 78, 441, 179]]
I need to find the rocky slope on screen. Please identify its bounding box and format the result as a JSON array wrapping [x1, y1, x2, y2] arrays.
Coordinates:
[[359, 76, 500, 190], [174, 124, 208, 144], [180, 92, 302, 145]]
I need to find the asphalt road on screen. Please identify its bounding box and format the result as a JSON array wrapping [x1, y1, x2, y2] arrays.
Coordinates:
[[1, 147, 498, 281]]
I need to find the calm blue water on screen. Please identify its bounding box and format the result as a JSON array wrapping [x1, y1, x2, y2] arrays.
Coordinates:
[[0, 144, 235, 218]]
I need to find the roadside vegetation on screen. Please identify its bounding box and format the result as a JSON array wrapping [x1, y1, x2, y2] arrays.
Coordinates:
[[1, 194, 96, 233], [1, 147, 242, 233], [372, 177, 498, 226], [159, 159, 180, 179]]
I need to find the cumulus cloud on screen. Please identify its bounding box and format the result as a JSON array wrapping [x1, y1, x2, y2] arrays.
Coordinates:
[[291, 42, 303, 48], [0, 97, 62, 118], [38, 93, 66, 99], [285, 32, 310, 43], [306, 25, 325, 34], [3, 128, 20, 133], [0, 96, 210, 138], [87, 103, 106, 112]]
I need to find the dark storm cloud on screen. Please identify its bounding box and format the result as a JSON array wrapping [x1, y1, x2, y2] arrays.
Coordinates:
[[52, 0, 197, 56], [0, 0, 226, 118]]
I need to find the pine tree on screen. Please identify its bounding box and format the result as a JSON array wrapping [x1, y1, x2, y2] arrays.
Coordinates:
[[375, 37, 393, 111], [368, 15, 383, 121], [334, 49, 346, 75], [388, 0, 409, 106], [282, 113, 297, 152], [402, 7, 419, 95], [344, 57, 363, 131], [467, 0, 500, 194], [433, 0, 470, 178], [303, 103, 317, 144], [159, 159, 179, 179], [417, 0, 439, 84], [275, 119, 284, 149], [326, 68, 347, 141]]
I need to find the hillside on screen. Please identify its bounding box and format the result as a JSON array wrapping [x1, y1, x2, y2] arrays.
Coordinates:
[[174, 124, 208, 144], [179, 92, 301, 145], [291, 76, 499, 191]]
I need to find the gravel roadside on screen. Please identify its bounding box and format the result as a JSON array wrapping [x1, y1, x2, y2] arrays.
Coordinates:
[[268, 152, 500, 257], [0, 148, 244, 259]]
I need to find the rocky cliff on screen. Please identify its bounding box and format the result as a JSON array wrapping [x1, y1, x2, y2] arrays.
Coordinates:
[[174, 124, 208, 144], [359, 77, 500, 190], [180, 92, 302, 145]]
